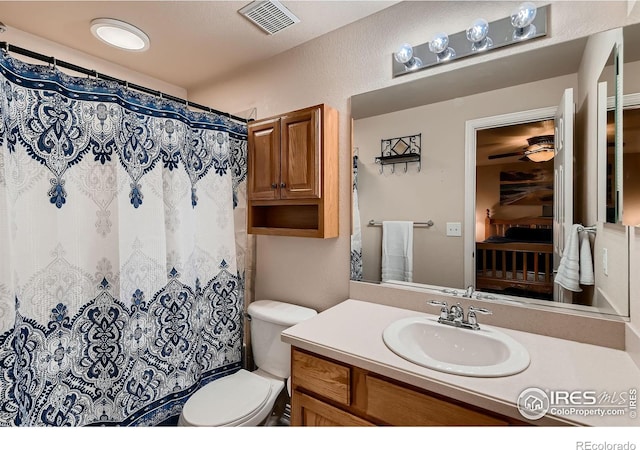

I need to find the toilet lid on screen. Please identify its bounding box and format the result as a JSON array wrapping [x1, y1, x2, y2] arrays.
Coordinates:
[[182, 370, 273, 426]]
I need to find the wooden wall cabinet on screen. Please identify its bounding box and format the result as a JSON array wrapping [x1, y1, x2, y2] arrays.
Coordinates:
[[290, 347, 527, 426], [247, 104, 339, 238]]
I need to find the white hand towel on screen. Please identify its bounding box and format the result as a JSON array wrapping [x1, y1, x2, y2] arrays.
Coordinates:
[[579, 230, 594, 285], [554, 224, 582, 292], [381, 221, 414, 283]]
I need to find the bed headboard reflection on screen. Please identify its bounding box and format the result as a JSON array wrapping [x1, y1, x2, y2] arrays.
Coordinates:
[[484, 209, 553, 240]]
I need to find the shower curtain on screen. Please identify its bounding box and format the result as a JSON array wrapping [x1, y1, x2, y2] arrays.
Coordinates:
[[0, 51, 247, 426], [350, 154, 363, 281]]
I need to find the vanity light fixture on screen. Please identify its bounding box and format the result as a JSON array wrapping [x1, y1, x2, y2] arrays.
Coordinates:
[[391, 3, 548, 78], [90, 18, 150, 52], [466, 18, 492, 52], [394, 43, 422, 71], [524, 135, 554, 162], [429, 32, 456, 62], [510, 1, 538, 40]]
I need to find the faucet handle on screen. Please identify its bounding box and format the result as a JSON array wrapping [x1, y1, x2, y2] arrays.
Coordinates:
[[468, 306, 492, 315], [426, 300, 449, 320], [467, 306, 492, 328]]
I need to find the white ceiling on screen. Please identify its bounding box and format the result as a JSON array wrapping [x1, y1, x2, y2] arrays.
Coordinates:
[[0, 1, 398, 90]]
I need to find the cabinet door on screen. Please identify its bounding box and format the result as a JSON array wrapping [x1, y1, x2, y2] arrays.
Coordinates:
[[291, 391, 374, 426], [280, 107, 320, 199], [248, 118, 281, 201]]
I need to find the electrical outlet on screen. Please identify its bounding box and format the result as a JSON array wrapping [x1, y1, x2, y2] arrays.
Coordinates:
[[602, 248, 608, 276], [446, 222, 462, 237]]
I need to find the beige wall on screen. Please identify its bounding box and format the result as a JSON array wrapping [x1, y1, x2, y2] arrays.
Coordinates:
[[188, 1, 640, 342], [353, 74, 574, 287]]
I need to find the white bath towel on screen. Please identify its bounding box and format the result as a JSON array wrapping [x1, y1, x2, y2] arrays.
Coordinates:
[[579, 230, 594, 285], [554, 224, 582, 292], [554, 224, 595, 292], [381, 221, 414, 283]]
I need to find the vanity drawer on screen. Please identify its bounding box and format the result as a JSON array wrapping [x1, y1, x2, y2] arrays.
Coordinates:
[[364, 374, 508, 426], [292, 348, 351, 405]]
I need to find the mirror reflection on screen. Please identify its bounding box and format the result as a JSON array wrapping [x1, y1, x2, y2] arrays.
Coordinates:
[[351, 24, 639, 318]]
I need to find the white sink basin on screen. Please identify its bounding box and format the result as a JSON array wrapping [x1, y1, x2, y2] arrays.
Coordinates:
[[382, 316, 530, 377]]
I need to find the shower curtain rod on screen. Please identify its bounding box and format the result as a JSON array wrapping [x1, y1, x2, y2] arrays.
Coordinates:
[[0, 41, 248, 124]]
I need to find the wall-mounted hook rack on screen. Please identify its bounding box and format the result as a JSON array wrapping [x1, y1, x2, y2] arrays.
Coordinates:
[[375, 133, 421, 173]]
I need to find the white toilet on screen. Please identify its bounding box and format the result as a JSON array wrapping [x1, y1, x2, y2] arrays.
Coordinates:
[[178, 300, 317, 426]]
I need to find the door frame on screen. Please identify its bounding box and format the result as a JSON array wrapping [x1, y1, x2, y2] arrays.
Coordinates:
[[463, 106, 558, 288]]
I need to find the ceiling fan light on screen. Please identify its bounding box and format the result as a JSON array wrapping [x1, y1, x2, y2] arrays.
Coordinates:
[[525, 149, 554, 162], [90, 18, 150, 52], [524, 134, 554, 162]]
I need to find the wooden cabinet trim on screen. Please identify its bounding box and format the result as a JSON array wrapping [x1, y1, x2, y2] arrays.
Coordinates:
[[292, 391, 375, 426], [290, 347, 529, 427], [365, 374, 508, 426], [292, 348, 351, 406]]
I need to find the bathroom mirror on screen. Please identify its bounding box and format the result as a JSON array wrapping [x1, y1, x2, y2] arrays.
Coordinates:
[[598, 43, 623, 224], [621, 24, 640, 227], [351, 24, 639, 318]]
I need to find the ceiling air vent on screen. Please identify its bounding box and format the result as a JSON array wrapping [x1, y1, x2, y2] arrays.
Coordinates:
[[239, 0, 300, 35]]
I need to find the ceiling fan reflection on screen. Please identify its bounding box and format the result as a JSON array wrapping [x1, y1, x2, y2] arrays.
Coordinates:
[[488, 134, 555, 162]]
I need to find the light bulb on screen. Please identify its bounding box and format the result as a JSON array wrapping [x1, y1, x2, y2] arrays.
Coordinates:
[[466, 18, 492, 51], [466, 18, 489, 43], [394, 43, 422, 71], [429, 32, 456, 61], [394, 43, 414, 64], [511, 2, 537, 28], [511, 2, 537, 40], [429, 32, 449, 54]]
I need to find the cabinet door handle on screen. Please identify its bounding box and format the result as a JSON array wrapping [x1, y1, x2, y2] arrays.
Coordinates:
[[271, 183, 277, 189], [280, 182, 286, 188]]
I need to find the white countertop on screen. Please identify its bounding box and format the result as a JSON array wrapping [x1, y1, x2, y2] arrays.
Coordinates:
[[281, 299, 640, 426]]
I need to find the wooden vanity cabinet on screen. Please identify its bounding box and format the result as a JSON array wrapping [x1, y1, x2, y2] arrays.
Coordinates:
[[290, 347, 526, 426], [247, 104, 338, 238]]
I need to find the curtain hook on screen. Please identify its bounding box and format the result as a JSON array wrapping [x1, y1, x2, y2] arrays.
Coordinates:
[[52, 57, 56, 71]]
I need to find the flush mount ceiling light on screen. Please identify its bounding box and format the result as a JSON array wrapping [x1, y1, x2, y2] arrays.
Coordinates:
[[524, 135, 555, 162], [90, 18, 150, 52]]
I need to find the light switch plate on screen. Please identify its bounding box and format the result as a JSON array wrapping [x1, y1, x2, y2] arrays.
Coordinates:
[[446, 222, 462, 237]]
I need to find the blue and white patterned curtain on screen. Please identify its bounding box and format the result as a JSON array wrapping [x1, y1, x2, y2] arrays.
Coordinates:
[[350, 154, 363, 281], [0, 51, 248, 426]]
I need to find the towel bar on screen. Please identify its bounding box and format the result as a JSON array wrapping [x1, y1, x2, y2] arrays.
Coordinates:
[[368, 220, 434, 228]]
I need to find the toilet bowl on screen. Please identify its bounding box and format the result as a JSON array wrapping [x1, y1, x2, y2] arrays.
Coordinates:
[[178, 300, 316, 426]]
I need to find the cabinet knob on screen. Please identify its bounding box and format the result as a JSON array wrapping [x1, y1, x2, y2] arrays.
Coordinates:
[[271, 183, 277, 189], [280, 182, 286, 188]]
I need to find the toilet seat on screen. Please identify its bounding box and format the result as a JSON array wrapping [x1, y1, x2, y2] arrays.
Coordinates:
[[180, 369, 277, 426]]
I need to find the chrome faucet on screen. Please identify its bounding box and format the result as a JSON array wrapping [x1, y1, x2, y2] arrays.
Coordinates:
[[427, 301, 492, 330], [463, 285, 474, 298]]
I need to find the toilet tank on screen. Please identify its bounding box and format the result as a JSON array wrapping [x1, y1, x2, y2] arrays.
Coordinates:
[[248, 300, 317, 379]]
